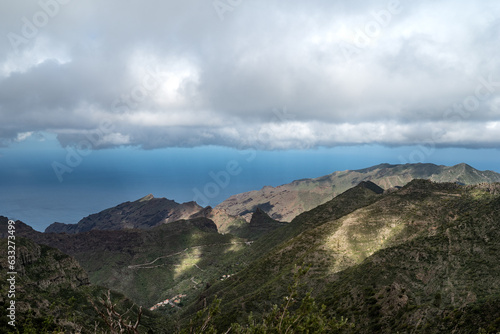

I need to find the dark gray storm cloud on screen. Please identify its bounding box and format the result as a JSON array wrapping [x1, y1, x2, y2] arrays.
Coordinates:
[[1, 0, 500, 149]]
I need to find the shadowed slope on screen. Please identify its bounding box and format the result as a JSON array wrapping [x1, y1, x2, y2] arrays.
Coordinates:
[[45, 195, 204, 233]]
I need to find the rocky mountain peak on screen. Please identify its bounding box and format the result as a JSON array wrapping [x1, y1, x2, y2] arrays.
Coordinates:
[[44, 195, 205, 233], [138, 194, 155, 202], [356, 181, 384, 194], [249, 208, 275, 226]]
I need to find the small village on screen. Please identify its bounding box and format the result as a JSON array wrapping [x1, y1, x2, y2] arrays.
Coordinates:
[[149, 294, 187, 311], [149, 273, 233, 311], [220, 274, 232, 281]]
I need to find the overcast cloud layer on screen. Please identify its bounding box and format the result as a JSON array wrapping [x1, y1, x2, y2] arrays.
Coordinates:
[[1, 0, 500, 150]]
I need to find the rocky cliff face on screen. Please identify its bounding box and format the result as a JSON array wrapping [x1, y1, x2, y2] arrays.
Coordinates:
[[45, 194, 204, 233], [0, 235, 91, 332], [14, 238, 90, 289], [1, 217, 90, 293], [222, 208, 287, 240]]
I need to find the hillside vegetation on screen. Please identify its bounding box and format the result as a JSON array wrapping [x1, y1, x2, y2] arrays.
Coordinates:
[[3, 163, 500, 333], [10, 218, 252, 309], [0, 236, 159, 333], [181, 180, 500, 333]]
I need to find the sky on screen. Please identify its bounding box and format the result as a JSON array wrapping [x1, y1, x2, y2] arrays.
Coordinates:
[[1, 0, 500, 230]]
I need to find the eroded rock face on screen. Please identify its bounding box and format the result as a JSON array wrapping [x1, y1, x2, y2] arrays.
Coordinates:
[[0, 234, 117, 332], [0, 237, 90, 291], [45, 195, 204, 233], [17, 239, 42, 267], [34, 253, 90, 289]]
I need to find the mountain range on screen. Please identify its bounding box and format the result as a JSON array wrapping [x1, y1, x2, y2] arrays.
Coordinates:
[[215, 162, 500, 222], [2, 162, 500, 333], [45, 163, 500, 236]]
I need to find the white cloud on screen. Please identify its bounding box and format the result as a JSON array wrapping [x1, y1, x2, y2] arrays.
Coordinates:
[[1, 0, 500, 150], [16, 131, 33, 142], [100, 133, 131, 146], [1, 37, 71, 77]]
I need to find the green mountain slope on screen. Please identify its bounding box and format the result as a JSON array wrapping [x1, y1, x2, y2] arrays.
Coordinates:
[[183, 180, 500, 333], [0, 180, 388, 331], [215, 163, 500, 223], [233, 181, 385, 265], [0, 236, 91, 332], [4, 164, 500, 333], [0, 232, 162, 333], [323, 182, 500, 333], [13, 217, 251, 309]]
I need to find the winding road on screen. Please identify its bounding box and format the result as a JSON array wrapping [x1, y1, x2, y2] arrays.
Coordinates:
[[127, 241, 253, 269]]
